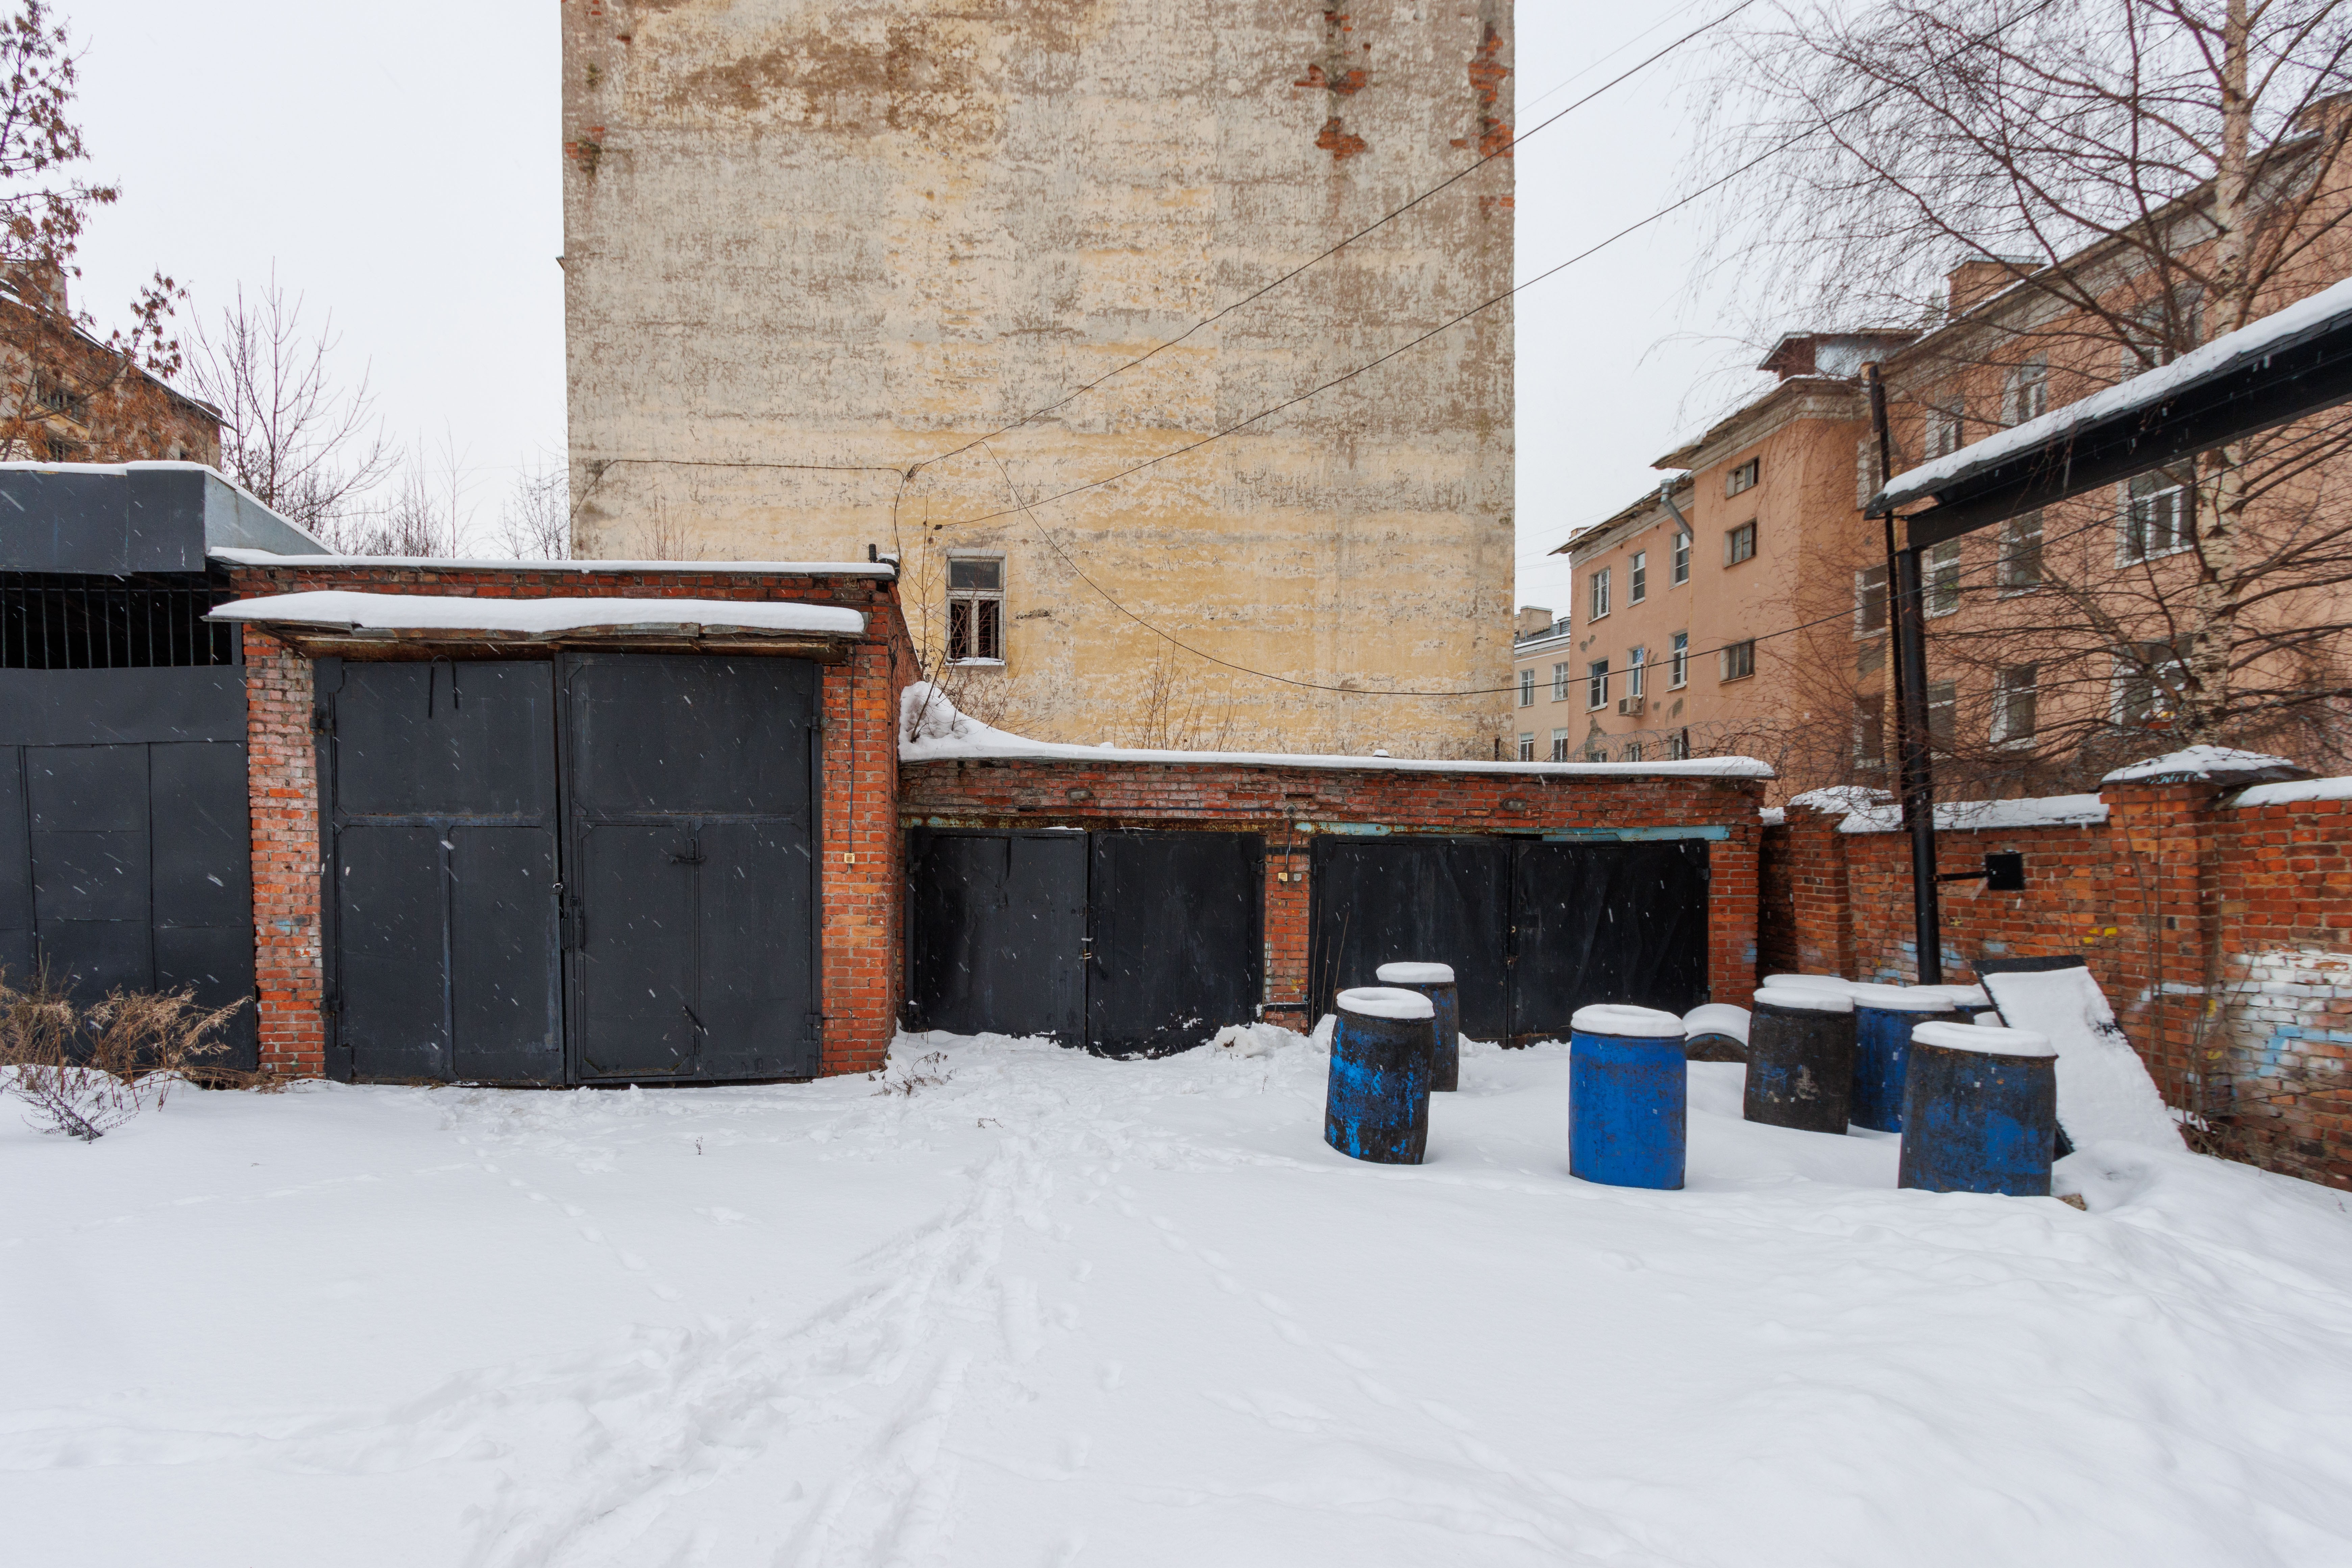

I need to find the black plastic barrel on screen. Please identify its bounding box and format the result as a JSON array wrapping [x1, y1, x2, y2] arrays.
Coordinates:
[[1324, 986, 1436, 1164], [1742, 986, 1857, 1134], [1898, 1022, 2059, 1196], [1569, 1004, 1687, 1190], [1377, 961, 1460, 1091], [1848, 984, 1971, 1133], [1681, 1003, 1751, 1063]]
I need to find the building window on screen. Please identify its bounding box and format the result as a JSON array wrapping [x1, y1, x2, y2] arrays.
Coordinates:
[[1622, 741, 1644, 762], [2115, 639, 2187, 727], [1589, 567, 1612, 621], [1669, 631, 1689, 688], [1725, 521, 1757, 566], [1550, 662, 1570, 702], [1518, 668, 1535, 707], [1585, 740, 1610, 762], [1924, 399, 1964, 458], [1550, 728, 1569, 761], [1999, 511, 2044, 593], [1630, 551, 1647, 604], [1856, 437, 1882, 512], [1856, 564, 1888, 634], [1926, 540, 1962, 617], [947, 557, 1005, 661], [2123, 469, 2191, 563], [1672, 530, 1691, 584], [1518, 733, 1536, 761], [1720, 639, 1755, 682], [1858, 638, 1885, 676], [2005, 357, 2049, 424], [1726, 457, 1759, 497], [1993, 663, 2039, 744], [1854, 699, 1885, 767], [1926, 679, 1957, 752], [1626, 646, 1646, 699], [1587, 658, 1610, 709], [1668, 728, 1690, 760]]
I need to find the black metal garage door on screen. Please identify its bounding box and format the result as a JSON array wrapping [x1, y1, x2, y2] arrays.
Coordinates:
[[1309, 835, 1711, 1045], [906, 828, 1263, 1056], [0, 666, 257, 1069], [321, 654, 818, 1085]]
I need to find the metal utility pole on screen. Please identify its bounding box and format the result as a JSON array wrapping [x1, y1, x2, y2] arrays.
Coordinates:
[[1865, 365, 1943, 985]]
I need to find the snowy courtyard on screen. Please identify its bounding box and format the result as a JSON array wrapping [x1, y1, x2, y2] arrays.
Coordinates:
[[7, 1028, 2352, 1567]]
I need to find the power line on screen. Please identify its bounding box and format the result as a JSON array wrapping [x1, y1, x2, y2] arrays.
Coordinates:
[[912, 0, 1760, 477]]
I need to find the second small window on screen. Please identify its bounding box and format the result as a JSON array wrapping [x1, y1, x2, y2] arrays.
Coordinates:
[[1725, 521, 1757, 566], [947, 557, 1005, 662]]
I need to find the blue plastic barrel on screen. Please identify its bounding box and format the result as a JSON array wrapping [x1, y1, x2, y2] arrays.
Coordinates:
[[1569, 1004, 1687, 1190], [1742, 985, 1856, 1134], [1846, 984, 1971, 1133], [1324, 986, 1436, 1164], [1377, 961, 1460, 1091], [1898, 1022, 2059, 1196]]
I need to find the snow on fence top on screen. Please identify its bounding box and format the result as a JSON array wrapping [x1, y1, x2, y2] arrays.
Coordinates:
[[897, 682, 1775, 779], [209, 591, 867, 638], [1835, 793, 2108, 835], [2229, 774, 2352, 808], [1876, 273, 2352, 509], [2098, 744, 2302, 784], [209, 547, 898, 578]]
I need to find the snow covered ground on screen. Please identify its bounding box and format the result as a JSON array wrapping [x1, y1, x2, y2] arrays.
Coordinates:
[[7, 1030, 2352, 1567]]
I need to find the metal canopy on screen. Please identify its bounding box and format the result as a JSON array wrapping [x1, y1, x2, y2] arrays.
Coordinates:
[[0, 463, 323, 573], [1871, 286, 2352, 547]]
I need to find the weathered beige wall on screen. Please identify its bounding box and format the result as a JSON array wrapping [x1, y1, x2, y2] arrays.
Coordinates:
[[560, 0, 1514, 755]]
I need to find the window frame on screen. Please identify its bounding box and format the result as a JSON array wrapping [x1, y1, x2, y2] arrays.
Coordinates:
[[1720, 639, 1755, 682], [1626, 645, 1646, 700], [1992, 663, 2039, 746], [945, 553, 1008, 664], [1925, 540, 1962, 618], [1998, 511, 2044, 594], [1630, 550, 1647, 604], [2120, 469, 2193, 566], [1550, 661, 1570, 702], [1669, 631, 1689, 689], [1517, 733, 1537, 762], [1586, 658, 1611, 710], [2006, 357, 2050, 424], [1671, 530, 1691, 585], [1549, 728, 1569, 762], [1517, 668, 1535, 708], [1855, 564, 1888, 636], [1724, 520, 1758, 567], [1588, 566, 1613, 621], [1725, 457, 1759, 497], [1926, 679, 1957, 754]]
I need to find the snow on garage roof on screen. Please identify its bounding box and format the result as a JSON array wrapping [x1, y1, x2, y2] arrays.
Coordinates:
[[208, 547, 898, 577], [209, 591, 865, 638]]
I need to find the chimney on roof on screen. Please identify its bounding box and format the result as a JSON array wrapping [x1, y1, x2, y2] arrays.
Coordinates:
[[4, 257, 67, 316], [1946, 256, 2035, 318], [1515, 606, 1554, 638], [2292, 90, 2352, 140]]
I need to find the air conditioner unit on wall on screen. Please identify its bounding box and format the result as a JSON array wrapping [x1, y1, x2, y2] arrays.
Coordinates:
[[1617, 696, 1644, 717]]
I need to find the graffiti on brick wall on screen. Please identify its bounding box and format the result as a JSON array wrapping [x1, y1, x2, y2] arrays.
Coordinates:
[[2221, 947, 2352, 1121]]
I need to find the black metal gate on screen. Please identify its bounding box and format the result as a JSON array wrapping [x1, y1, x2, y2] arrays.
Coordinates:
[[906, 828, 1263, 1056], [1308, 835, 1712, 1045], [321, 654, 819, 1085], [0, 666, 258, 1068]]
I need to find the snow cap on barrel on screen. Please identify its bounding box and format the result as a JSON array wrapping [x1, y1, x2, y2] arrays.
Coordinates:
[[1572, 1004, 1686, 1037], [1755, 985, 1855, 1014], [1845, 982, 1971, 1012], [1911, 1021, 2054, 1058], [1764, 973, 1855, 992], [1336, 986, 1436, 1021], [1376, 961, 1455, 985]]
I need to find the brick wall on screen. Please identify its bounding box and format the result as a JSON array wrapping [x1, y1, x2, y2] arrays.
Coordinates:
[[900, 758, 1766, 1021], [1760, 779, 2352, 1189], [228, 561, 914, 1081]]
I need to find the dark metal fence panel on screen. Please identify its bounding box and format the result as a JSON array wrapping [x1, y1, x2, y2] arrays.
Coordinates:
[[906, 829, 1086, 1043], [327, 661, 563, 1084], [26, 744, 152, 998], [149, 742, 258, 1067], [1087, 831, 1263, 1058], [0, 753, 28, 979], [1511, 840, 1711, 1042], [0, 668, 247, 744], [1308, 837, 1513, 1040], [563, 655, 819, 1082]]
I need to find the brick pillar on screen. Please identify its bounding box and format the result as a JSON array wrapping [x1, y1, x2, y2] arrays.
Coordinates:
[[242, 628, 326, 1077], [2100, 778, 2219, 1114], [1778, 803, 1854, 979], [818, 640, 900, 1077]]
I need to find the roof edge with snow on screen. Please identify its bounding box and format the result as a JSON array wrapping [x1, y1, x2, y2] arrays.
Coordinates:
[[210, 591, 866, 641], [211, 547, 898, 578]]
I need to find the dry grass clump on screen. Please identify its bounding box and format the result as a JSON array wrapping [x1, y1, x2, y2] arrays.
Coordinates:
[[0, 969, 244, 1142]]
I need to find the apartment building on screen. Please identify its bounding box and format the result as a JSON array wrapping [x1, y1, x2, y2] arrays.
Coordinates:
[[1505, 603, 1572, 760]]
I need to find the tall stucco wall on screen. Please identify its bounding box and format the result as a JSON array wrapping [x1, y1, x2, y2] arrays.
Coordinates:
[[560, 0, 1514, 757]]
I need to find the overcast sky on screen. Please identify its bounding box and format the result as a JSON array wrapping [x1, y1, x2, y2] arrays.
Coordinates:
[[73, 1, 1757, 615]]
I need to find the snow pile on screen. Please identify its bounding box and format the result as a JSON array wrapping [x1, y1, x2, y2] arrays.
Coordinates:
[[1787, 785, 1893, 815], [898, 683, 1779, 778], [210, 591, 865, 637], [2231, 774, 2352, 807], [1983, 965, 2182, 1150], [1207, 1020, 1319, 1058], [1758, 806, 1786, 827], [1682, 1003, 1754, 1044], [6, 1034, 2352, 1564], [2101, 745, 2303, 784], [1838, 792, 2109, 834]]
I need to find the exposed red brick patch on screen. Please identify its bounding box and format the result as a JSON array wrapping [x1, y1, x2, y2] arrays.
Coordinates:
[[1316, 117, 1369, 161], [1295, 63, 1368, 95], [1450, 22, 1513, 157]]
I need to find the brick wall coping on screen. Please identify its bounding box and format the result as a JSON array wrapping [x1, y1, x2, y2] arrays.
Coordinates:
[[900, 738, 1774, 780], [212, 547, 898, 579], [1834, 792, 2109, 834], [2227, 775, 2352, 808]]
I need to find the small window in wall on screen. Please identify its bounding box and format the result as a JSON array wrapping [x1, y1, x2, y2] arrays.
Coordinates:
[[1926, 540, 1962, 617], [1926, 679, 1957, 752], [1856, 565, 1888, 635], [1725, 521, 1757, 566], [1924, 399, 1964, 458], [1630, 551, 1648, 603], [1854, 699, 1886, 767], [1551, 661, 1570, 702], [2115, 639, 2187, 727], [2000, 512, 2044, 592], [1589, 567, 1613, 621], [1518, 668, 1535, 707], [1672, 531, 1691, 584], [1669, 631, 1689, 688], [947, 556, 1005, 662], [1720, 639, 1756, 681], [1622, 741, 1644, 762], [1587, 658, 1610, 709], [1550, 728, 1569, 761], [1857, 638, 1885, 676], [1993, 663, 2039, 744], [2006, 358, 2049, 424], [1626, 646, 1646, 699], [2122, 470, 2191, 563], [1518, 733, 1537, 761], [1668, 728, 1691, 760], [1585, 740, 1610, 762], [1725, 458, 1759, 497]]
